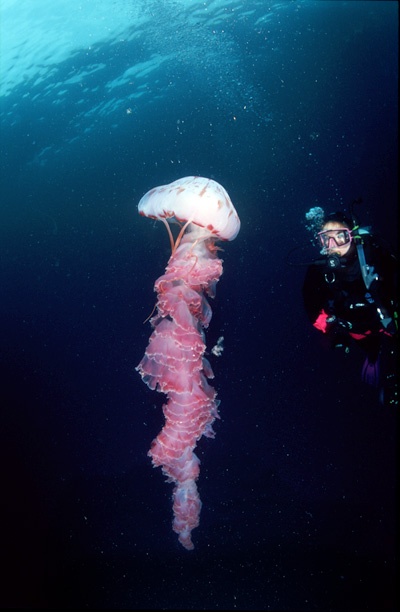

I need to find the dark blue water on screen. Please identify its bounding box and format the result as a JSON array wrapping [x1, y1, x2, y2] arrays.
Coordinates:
[[0, 1, 397, 609]]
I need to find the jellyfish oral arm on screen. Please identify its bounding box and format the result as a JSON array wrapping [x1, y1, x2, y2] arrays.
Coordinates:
[[136, 236, 222, 550], [136, 177, 240, 550]]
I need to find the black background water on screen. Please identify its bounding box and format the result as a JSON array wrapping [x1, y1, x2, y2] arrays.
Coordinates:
[[0, 1, 397, 609]]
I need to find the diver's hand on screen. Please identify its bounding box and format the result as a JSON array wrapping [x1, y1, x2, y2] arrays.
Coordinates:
[[383, 318, 397, 336], [377, 309, 397, 336]]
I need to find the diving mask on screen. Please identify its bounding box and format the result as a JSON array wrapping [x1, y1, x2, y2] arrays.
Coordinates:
[[317, 228, 352, 250]]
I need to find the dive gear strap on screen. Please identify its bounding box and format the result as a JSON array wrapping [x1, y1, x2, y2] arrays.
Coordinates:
[[352, 224, 396, 334]]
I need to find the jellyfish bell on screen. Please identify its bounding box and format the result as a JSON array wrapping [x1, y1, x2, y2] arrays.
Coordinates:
[[138, 176, 241, 251]]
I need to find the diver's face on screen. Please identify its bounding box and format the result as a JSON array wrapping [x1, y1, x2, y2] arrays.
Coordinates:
[[318, 221, 352, 256]]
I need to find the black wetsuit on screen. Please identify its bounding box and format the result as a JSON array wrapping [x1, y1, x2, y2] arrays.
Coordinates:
[[302, 234, 397, 402]]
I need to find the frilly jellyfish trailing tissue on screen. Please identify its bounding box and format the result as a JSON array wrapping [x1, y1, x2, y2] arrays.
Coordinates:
[[136, 176, 240, 550]]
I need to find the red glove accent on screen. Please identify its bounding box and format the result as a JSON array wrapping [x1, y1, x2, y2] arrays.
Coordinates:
[[313, 309, 330, 333], [349, 331, 370, 340]]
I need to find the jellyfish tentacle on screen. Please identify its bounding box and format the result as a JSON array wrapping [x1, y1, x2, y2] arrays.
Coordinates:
[[172, 219, 192, 254], [142, 301, 157, 325], [161, 218, 175, 253]]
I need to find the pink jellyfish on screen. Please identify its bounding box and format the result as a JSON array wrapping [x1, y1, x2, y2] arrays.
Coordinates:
[[136, 176, 240, 550]]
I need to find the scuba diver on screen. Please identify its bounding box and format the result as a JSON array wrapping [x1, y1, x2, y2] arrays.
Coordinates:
[[300, 200, 398, 407]]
